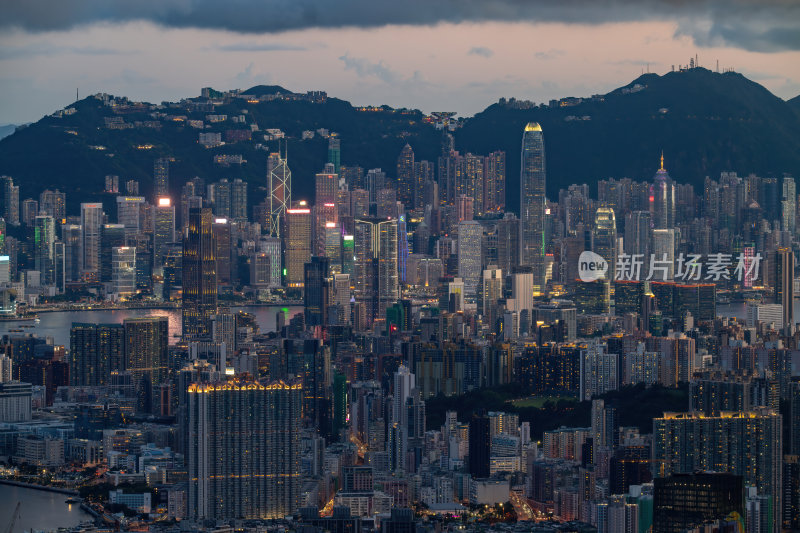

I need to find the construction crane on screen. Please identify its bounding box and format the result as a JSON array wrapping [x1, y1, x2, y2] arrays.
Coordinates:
[[4, 501, 21, 533]]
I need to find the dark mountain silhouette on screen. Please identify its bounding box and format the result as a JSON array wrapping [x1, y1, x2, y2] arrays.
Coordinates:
[[0, 68, 798, 215]]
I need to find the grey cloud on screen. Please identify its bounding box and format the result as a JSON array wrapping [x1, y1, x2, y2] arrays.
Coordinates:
[[216, 42, 308, 52], [2, 1, 799, 52], [468, 47, 494, 58], [339, 53, 399, 83], [0, 42, 133, 60]]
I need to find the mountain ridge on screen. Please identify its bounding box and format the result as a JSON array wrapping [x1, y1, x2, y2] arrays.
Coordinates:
[[1, 68, 798, 215]]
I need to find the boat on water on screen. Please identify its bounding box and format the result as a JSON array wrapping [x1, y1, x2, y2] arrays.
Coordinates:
[[65, 496, 82, 503]]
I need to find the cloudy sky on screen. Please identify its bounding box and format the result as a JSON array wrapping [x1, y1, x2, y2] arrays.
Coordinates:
[[1, 0, 799, 124]]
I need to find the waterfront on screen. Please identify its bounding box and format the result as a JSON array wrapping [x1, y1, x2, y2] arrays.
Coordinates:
[[0, 305, 304, 347], [0, 484, 92, 533]]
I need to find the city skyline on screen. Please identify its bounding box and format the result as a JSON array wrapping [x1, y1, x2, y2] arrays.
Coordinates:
[[1, 3, 799, 529]]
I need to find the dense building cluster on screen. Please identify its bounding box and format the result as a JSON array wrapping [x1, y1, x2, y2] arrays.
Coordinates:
[[0, 115, 799, 533]]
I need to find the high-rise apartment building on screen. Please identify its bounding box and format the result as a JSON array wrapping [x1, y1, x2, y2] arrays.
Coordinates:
[[187, 379, 302, 520], [69, 323, 125, 386], [124, 317, 168, 412], [653, 409, 782, 531], [457, 220, 483, 296]]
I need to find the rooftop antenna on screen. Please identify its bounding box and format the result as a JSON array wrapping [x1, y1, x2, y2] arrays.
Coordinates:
[[76, 88, 79, 102]]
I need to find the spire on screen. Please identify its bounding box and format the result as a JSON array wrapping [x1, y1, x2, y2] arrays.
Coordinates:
[[660, 151, 664, 170]]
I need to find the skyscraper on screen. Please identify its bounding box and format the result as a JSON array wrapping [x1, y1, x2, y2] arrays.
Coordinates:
[[188, 379, 302, 520], [397, 143, 415, 207], [650, 154, 675, 230], [285, 204, 312, 288], [651, 229, 676, 281], [33, 215, 55, 286], [775, 247, 795, 330], [304, 257, 330, 327], [112, 247, 136, 297], [457, 220, 483, 296], [100, 224, 126, 283], [81, 203, 103, 281], [124, 317, 168, 412], [268, 150, 291, 237], [624, 210, 651, 258], [328, 135, 341, 174], [153, 198, 176, 272], [520, 123, 546, 292], [783, 175, 796, 234], [653, 409, 782, 531], [154, 157, 170, 198], [69, 323, 125, 386], [182, 207, 217, 339], [39, 189, 65, 220], [592, 207, 617, 280], [230, 178, 247, 221], [116, 196, 145, 237], [354, 217, 399, 327]]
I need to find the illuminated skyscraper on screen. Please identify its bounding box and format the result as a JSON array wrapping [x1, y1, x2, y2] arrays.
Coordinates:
[[116, 196, 145, 237], [520, 123, 546, 291], [188, 379, 302, 520], [354, 217, 398, 326], [268, 150, 291, 237], [592, 207, 617, 280], [34, 215, 55, 286], [182, 207, 217, 339], [112, 247, 136, 297], [650, 154, 675, 230], [285, 204, 312, 288], [153, 198, 176, 272]]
